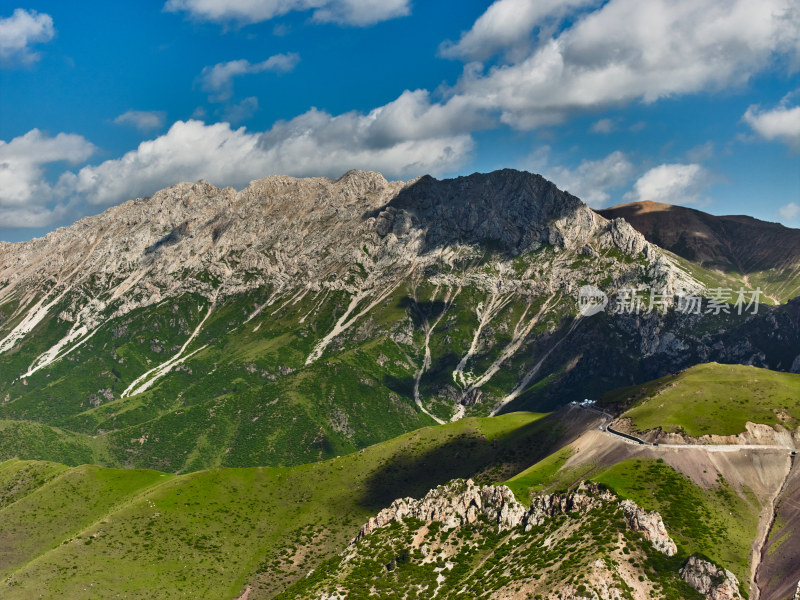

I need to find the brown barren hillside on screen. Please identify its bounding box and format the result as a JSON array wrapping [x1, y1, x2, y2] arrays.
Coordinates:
[[598, 201, 800, 301]]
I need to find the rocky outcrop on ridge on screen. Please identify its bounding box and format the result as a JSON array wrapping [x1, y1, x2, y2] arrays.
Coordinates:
[[619, 499, 677, 556], [680, 555, 743, 600], [354, 479, 527, 540], [354, 479, 677, 557]]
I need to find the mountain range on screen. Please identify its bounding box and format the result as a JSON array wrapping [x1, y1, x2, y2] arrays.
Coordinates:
[[1, 169, 797, 472], [0, 169, 798, 599]]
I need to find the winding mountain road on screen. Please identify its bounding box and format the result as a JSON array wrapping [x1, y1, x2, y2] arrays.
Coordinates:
[[578, 404, 798, 454]]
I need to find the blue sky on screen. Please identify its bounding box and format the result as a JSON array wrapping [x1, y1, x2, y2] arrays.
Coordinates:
[[1, 0, 799, 242]]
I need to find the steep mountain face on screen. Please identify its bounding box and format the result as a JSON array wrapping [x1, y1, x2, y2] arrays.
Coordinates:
[[0, 170, 797, 472], [597, 201, 800, 302], [0, 170, 669, 332]]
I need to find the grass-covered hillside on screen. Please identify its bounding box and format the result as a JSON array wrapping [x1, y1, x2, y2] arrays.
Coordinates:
[[0, 411, 594, 600], [506, 453, 762, 589], [499, 362, 800, 599], [592, 458, 759, 587], [1, 272, 796, 474], [603, 362, 800, 437], [1, 362, 795, 599], [0, 393, 782, 599]]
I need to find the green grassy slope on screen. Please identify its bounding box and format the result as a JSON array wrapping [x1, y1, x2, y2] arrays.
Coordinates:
[[0, 377, 777, 599], [502, 363, 800, 592], [0, 420, 109, 466], [504, 455, 759, 592], [665, 251, 783, 305], [0, 465, 168, 577], [0, 288, 442, 471], [0, 411, 586, 599], [0, 459, 69, 508], [592, 458, 759, 586], [505, 445, 581, 498], [603, 362, 800, 436]]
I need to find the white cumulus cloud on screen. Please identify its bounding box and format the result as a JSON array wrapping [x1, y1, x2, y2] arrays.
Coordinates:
[[0, 129, 95, 227], [253, 94, 475, 178], [440, 0, 597, 62], [64, 121, 266, 206], [113, 110, 167, 132], [5, 88, 478, 221], [10, 0, 800, 231], [199, 54, 300, 101], [0, 8, 54, 65], [543, 151, 634, 206], [446, 0, 800, 129], [164, 0, 410, 27], [624, 163, 712, 205], [743, 99, 800, 150]]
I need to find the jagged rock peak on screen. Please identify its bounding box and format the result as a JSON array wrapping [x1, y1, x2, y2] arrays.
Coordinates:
[[335, 168, 391, 190], [1, 168, 625, 261], [353, 479, 527, 541], [377, 168, 602, 254]]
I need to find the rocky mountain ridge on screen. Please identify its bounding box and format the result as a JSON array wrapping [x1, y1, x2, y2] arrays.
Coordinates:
[[355, 479, 678, 555], [0, 170, 690, 363]]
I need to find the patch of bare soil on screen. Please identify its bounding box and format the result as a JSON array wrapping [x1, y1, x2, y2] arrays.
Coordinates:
[[234, 585, 251, 600], [652, 422, 800, 449], [614, 417, 800, 449], [649, 447, 789, 498], [563, 429, 645, 475]]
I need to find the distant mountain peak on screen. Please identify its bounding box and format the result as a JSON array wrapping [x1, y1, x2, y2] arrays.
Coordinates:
[[598, 201, 800, 302]]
